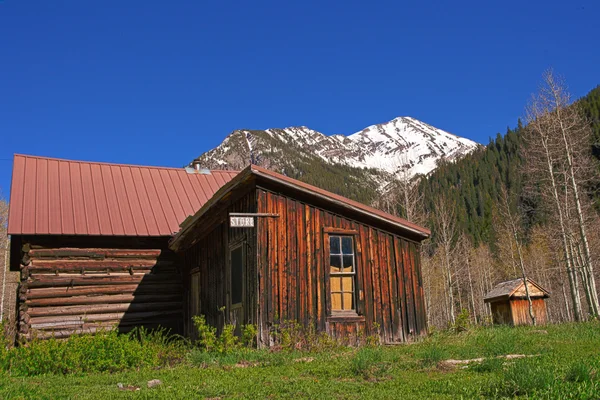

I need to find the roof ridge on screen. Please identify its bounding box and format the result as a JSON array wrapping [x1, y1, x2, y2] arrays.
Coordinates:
[[13, 154, 239, 173], [248, 164, 430, 236]]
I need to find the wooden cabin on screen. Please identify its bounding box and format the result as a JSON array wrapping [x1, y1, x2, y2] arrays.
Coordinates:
[[7, 154, 237, 339], [484, 279, 550, 326], [170, 164, 431, 346], [8, 155, 431, 345]]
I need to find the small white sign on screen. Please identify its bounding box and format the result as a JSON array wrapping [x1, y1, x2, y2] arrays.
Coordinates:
[[230, 216, 254, 228]]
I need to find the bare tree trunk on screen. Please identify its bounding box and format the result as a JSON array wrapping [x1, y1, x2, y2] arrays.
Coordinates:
[[562, 284, 572, 322], [525, 106, 583, 321], [444, 246, 456, 325], [466, 251, 477, 324], [501, 188, 536, 325], [546, 71, 599, 317]]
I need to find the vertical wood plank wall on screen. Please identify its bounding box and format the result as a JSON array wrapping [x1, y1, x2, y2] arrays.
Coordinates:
[[256, 188, 427, 345], [18, 237, 182, 340], [510, 299, 548, 325], [490, 299, 548, 326], [182, 191, 257, 338]]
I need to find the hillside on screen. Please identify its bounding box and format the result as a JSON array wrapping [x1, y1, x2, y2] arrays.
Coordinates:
[[420, 85, 600, 247], [191, 117, 479, 204]]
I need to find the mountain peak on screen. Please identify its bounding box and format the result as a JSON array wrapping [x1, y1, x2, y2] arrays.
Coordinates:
[[191, 116, 480, 191]]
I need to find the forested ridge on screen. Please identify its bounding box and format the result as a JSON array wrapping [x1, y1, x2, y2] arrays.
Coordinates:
[[420, 85, 600, 248], [411, 79, 600, 328]]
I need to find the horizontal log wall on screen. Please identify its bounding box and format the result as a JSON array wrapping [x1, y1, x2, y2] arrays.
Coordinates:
[[18, 240, 182, 339], [256, 188, 427, 346]]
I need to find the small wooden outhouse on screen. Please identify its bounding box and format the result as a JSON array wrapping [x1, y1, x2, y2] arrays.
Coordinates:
[[484, 278, 550, 325]]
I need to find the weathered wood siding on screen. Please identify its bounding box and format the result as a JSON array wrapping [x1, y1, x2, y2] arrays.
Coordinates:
[[490, 298, 548, 326], [181, 190, 257, 338], [510, 299, 548, 325], [17, 237, 182, 339], [256, 188, 426, 345]]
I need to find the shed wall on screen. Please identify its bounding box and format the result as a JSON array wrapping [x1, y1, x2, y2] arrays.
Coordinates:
[[255, 188, 426, 345], [510, 298, 548, 325]]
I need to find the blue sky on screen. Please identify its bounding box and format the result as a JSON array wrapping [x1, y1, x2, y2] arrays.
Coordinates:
[[1, 0, 598, 198]]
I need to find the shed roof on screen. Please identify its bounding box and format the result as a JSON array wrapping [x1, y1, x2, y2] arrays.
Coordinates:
[[7, 154, 238, 236], [171, 164, 431, 251], [483, 278, 550, 303]]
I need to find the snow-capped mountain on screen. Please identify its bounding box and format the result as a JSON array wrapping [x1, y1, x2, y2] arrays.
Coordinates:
[[192, 117, 480, 200]]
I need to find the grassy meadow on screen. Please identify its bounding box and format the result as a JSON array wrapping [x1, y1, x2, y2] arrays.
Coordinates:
[[1, 322, 599, 399]]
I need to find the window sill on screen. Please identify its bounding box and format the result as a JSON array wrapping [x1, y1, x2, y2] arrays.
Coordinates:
[[327, 313, 365, 323]]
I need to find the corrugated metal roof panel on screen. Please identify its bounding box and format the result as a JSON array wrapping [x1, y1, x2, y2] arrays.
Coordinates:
[[7, 154, 238, 237]]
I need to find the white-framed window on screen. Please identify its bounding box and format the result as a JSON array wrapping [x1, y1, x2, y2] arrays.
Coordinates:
[[329, 235, 356, 312]]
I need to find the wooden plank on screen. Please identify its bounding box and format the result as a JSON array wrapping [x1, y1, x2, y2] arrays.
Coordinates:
[[26, 293, 182, 307], [403, 240, 416, 338], [358, 224, 373, 335], [256, 190, 265, 338], [297, 200, 306, 326], [27, 301, 183, 317], [305, 204, 313, 327], [27, 259, 167, 269], [27, 274, 180, 288], [259, 189, 270, 345], [268, 192, 279, 326], [288, 197, 297, 321], [323, 212, 333, 318], [322, 227, 359, 235], [414, 242, 427, 335], [377, 230, 391, 343], [314, 208, 323, 330], [28, 248, 162, 259], [393, 236, 407, 342], [410, 242, 422, 335], [277, 194, 287, 323], [24, 283, 182, 299], [368, 227, 383, 341], [387, 234, 400, 342]]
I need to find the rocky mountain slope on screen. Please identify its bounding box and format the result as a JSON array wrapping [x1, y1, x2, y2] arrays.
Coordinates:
[[192, 117, 480, 204]]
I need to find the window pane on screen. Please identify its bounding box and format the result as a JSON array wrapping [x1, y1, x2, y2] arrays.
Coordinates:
[[231, 246, 243, 305], [331, 276, 342, 292], [342, 276, 353, 293], [343, 293, 354, 310], [341, 237, 353, 254], [330, 255, 341, 273], [330, 236, 341, 254], [332, 293, 342, 310], [342, 255, 354, 272]]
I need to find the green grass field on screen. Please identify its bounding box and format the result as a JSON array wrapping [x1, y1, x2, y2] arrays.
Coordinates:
[[1, 322, 599, 399]]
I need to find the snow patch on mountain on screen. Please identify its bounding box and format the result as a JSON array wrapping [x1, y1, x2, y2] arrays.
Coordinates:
[[193, 116, 480, 185]]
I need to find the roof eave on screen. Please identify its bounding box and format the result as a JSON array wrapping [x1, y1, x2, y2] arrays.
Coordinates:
[[169, 166, 254, 251], [170, 164, 431, 252], [250, 166, 430, 239]]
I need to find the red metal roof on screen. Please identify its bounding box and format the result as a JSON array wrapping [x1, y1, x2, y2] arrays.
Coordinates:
[[8, 154, 238, 236]]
